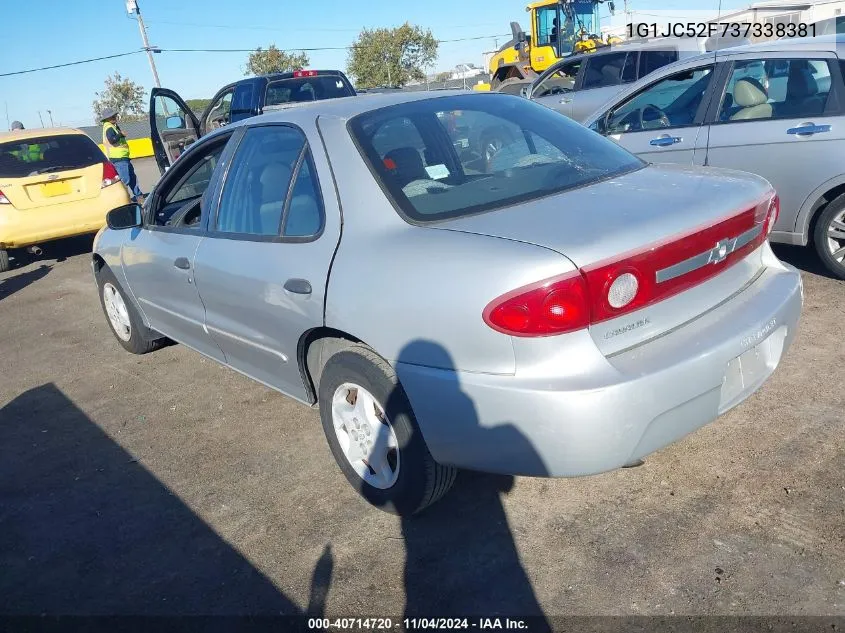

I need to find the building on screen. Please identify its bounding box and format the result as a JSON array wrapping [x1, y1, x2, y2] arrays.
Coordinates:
[[716, 0, 845, 39]]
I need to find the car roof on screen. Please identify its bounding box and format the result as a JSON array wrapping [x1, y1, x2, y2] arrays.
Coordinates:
[[681, 33, 845, 65], [0, 127, 86, 143], [249, 90, 491, 125]]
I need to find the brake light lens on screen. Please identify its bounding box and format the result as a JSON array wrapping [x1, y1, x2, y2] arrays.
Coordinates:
[[0, 189, 9, 204], [102, 161, 120, 188], [293, 70, 318, 78], [483, 191, 777, 337], [483, 271, 589, 336]]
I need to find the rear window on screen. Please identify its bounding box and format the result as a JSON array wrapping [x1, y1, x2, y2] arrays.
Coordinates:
[[0, 134, 103, 178], [348, 94, 644, 222], [265, 75, 354, 106]]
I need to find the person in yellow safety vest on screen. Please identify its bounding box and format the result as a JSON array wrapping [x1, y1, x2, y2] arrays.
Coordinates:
[[8, 121, 44, 163], [100, 108, 143, 202]]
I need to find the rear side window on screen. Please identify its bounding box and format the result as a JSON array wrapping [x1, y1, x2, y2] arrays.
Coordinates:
[[582, 52, 637, 90], [0, 134, 103, 178], [638, 50, 679, 78], [265, 75, 354, 106], [349, 94, 643, 223], [230, 83, 256, 122], [215, 126, 322, 238]]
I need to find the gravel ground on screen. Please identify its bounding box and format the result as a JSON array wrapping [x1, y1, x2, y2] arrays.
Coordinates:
[[0, 234, 843, 624]]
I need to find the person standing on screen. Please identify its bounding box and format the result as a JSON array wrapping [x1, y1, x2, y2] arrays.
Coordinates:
[[100, 109, 143, 202], [8, 121, 43, 163]]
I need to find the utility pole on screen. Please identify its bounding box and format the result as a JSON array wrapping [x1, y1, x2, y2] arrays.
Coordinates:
[[3, 102, 9, 131], [126, 0, 161, 87], [46, 110, 54, 126], [37, 111, 45, 127]]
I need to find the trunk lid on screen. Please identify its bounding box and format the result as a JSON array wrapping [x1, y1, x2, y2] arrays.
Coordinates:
[[436, 164, 776, 354], [1, 164, 105, 209]]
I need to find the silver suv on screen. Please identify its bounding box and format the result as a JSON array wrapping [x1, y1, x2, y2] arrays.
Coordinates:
[[527, 37, 745, 122], [585, 35, 845, 278]]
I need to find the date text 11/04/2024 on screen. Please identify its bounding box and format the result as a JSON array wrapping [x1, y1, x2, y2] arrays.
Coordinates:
[[307, 618, 530, 630], [628, 21, 815, 39]]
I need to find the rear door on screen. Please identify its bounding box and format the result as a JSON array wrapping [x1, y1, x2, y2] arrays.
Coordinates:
[[701, 51, 845, 237], [530, 57, 584, 118], [594, 62, 719, 166], [192, 122, 341, 400], [149, 88, 201, 174]]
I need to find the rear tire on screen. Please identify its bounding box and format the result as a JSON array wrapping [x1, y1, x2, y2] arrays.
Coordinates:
[[813, 194, 845, 280], [0, 249, 9, 273], [96, 265, 161, 354], [318, 344, 457, 515]]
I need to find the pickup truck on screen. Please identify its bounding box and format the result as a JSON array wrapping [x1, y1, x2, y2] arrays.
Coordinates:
[[148, 70, 357, 173]]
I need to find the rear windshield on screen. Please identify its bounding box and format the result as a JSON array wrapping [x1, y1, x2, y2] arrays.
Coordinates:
[[265, 75, 355, 106], [0, 134, 104, 178], [348, 93, 644, 222]]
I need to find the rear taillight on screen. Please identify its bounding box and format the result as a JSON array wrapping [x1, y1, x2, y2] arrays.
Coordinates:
[[293, 70, 318, 78], [0, 189, 9, 204], [102, 161, 120, 188], [483, 271, 589, 336], [764, 195, 780, 236], [483, 191, 777, 337]]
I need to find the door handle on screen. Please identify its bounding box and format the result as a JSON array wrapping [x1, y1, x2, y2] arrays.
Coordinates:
[[173, 257, 191, 270], [649, 135, 682, 147], [283, 278, 312, 295], [559, 97, 572, 104], [786, 123, 832, 136]]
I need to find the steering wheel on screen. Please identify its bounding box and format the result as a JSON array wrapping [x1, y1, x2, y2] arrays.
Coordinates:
[[638, 104, 671, 131]]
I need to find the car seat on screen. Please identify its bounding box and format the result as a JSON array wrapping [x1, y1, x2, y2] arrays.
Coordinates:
[[383, 147, 428, 187], [255, 162, 292, 234], [730, 78, 772, 121], [780, 65, 825, 117]]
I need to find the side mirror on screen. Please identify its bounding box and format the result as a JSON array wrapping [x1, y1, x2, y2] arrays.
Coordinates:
[[106, 203, 143, 230], [165, 115, 185, 129]]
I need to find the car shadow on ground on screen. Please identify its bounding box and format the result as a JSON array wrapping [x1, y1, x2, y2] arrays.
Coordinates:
[[4, 234, 96, 272], [0, 383, 331, 620], [772, 243, 840, 280], [383, 340, 551, 625], [0, 264, 51, 302]]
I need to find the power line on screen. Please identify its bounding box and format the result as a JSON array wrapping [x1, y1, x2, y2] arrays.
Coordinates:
[[0, 50, 143, 78]]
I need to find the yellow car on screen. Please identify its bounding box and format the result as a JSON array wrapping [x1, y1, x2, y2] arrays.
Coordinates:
[[0, 127, 130, 272]]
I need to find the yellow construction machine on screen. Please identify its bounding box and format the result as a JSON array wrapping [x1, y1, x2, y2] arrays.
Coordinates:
[[476, 0, 623, 92]]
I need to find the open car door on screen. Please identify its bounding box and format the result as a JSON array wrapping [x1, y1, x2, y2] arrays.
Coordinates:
[[149, 87, 201, 174]]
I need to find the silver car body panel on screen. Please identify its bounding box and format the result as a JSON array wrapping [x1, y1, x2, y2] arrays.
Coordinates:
[[95, 90, 803, 478]]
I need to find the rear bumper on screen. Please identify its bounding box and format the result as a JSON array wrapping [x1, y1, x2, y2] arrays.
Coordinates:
[[396, 259, 803, 477], [0, 185, 129, 249]]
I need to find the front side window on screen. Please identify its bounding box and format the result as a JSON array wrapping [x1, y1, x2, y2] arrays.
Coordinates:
[[0, 134, 103, 178], [230, 83, 255, 122], [535, 5, 559, 47], [349, 94, 643, 223], [718, 58, 833, 122], [604, 65, 714, 134], [215, 126, 314, 237], [582, 52, 637, 90], [532, 60, 582, 98]]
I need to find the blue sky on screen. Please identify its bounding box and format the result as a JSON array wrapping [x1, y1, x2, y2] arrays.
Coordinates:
[[1, 0, 741, 129]]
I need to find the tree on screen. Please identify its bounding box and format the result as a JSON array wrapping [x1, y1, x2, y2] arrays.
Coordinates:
[[347, 23, 438, 89], [434, 71, 452, 83], [185, 98, 212, 116], [245, 46, 309, 76], [92, 72, 146, 123]]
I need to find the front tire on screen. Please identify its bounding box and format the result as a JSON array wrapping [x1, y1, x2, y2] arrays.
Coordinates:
[[96, 265, 160, 354], [318, 344, 456, 515], [814, 194, 845, 280]]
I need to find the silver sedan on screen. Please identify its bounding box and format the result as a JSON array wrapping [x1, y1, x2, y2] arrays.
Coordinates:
[[93, 91, 802, 514]]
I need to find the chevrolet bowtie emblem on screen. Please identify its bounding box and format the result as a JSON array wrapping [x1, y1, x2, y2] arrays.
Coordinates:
[[710, 239, 730, 264]]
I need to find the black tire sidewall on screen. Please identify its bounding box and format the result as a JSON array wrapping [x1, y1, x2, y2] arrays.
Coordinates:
[[813, 196, 845, 280], [96, 265, 152, 354], [318, 349, 432, 515]]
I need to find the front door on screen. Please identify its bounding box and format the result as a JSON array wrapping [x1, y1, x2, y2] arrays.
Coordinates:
[[149, 88, 201, 174], [597, 63, 718, 166], [531, 57, 584, 118], [193, 123, 340, 400], [121, 133, 233, 361], [702, 53, 845, 236]]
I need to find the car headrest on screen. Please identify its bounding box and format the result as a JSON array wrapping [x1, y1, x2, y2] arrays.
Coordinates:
[[384, 147, 427, 184], [787, 66, 818, 99], [733, 78, 768, 107], [258, 162, 292, 203]]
